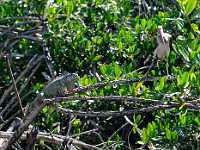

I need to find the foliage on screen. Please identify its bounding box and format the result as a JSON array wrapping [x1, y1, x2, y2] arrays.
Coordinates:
[[0, 0, 199, 149]]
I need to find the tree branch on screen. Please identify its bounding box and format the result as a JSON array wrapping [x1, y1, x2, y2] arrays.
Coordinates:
[[57, 102, 199, 117]]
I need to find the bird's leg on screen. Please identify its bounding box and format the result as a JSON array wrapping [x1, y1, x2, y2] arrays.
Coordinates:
[[166, 59, 169, 76], [156, 60, 162, 75]]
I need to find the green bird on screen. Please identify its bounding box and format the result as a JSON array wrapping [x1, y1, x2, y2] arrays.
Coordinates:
[[43, 73, 79, 98]]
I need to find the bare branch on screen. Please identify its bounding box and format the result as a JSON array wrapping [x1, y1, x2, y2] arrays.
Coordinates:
[[0, 16, 41, 21], [6, 55, 24, 116], [0, 55, 44, 105], [1, 21, 41, 36], [58, 102, 199, 118], [41, 20, 55, 78], [0, 131, 101, 150], [1, 62, 41, 120], [0, 111, 21, 130], [2, 95, 46, 149], [44, 95, 168, 104]]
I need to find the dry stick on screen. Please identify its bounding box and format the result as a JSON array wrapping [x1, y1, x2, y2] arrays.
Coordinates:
[[1, 20, 42, 36], [93, 131, 106, 148], [5, 39, 20, 50], [0, 111, 21, 130], [44, 95, 166, 104], [0, 25, 24, 33], [0, 25, 42, 39], [0, 55, 44, 105], [15, 35, 42, 43], [59, 114, 76, 150], [0, 16, 40, 21], [0, 131, 101, 150], [67, 115, 75, 136], [127, 128, 133, 150], [41, 19, 55, 78], [57, 102, 199, 118], [1, 63, 41, 119], [2, 95, 46, 150], [6, 55, 25, 116], [69, 128, 99, 138]]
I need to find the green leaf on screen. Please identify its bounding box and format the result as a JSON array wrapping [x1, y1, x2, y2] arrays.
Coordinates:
[[179, 113, 186, 125], [64, 0, 75, 15], [141, 128, 149, 143], [185, 0, 197, 15], [114, 63, 122, 78], [141, 19, 146, 29], [191, 23, 199, 32], [165, 128, 171, 140], [177, 71, 189, 86], [155, 76, 166, 91], [99, 64, 107, 75], [92, 55, 102, 62], [171, 131, 178, 141]]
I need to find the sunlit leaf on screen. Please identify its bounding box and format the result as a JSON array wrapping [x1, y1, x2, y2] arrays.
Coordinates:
[[114, 63, 122, 78], [185, 0, 197, 15], [155, 76, 166, 91], [165, 128, 171, 140]]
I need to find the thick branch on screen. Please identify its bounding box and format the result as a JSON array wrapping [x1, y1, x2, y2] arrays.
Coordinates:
[[0, 131, 101, 150]]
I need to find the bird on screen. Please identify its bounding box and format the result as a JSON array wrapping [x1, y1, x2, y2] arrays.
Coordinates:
[[43, 73, 79, 98], [154, 25, 171, 60], [145, 26, 171, 76]]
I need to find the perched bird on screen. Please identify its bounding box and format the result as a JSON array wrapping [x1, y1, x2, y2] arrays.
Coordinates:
[[154, 25, 171, 60], [43, 73, 79, 98], [145, 26, 171, 76]]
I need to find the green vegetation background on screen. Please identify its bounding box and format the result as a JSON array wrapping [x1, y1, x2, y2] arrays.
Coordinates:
[[0, 0, 199, 149]]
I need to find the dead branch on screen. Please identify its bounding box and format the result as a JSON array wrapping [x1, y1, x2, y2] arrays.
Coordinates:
[[0, 130, 101, 150], [44, 95, 170, 104], [41, 19, 55, 78], [0, 16, 41, 21], [5, 55, 24, 116], [0, 111, 21, 130], [1, 21, 42, 36], [0, 55, 44, 105], [57, 102, 199, 117], [2, 95, 46, 150], [1, 62, 41, 120]]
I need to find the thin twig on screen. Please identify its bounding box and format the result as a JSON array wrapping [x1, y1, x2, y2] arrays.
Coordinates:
[[103, 122, 129, 149], [6, 55, 25, 116], [1, 62, 41, 119], [69, 128, 99, 138], [0, 55, 44, 105]]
